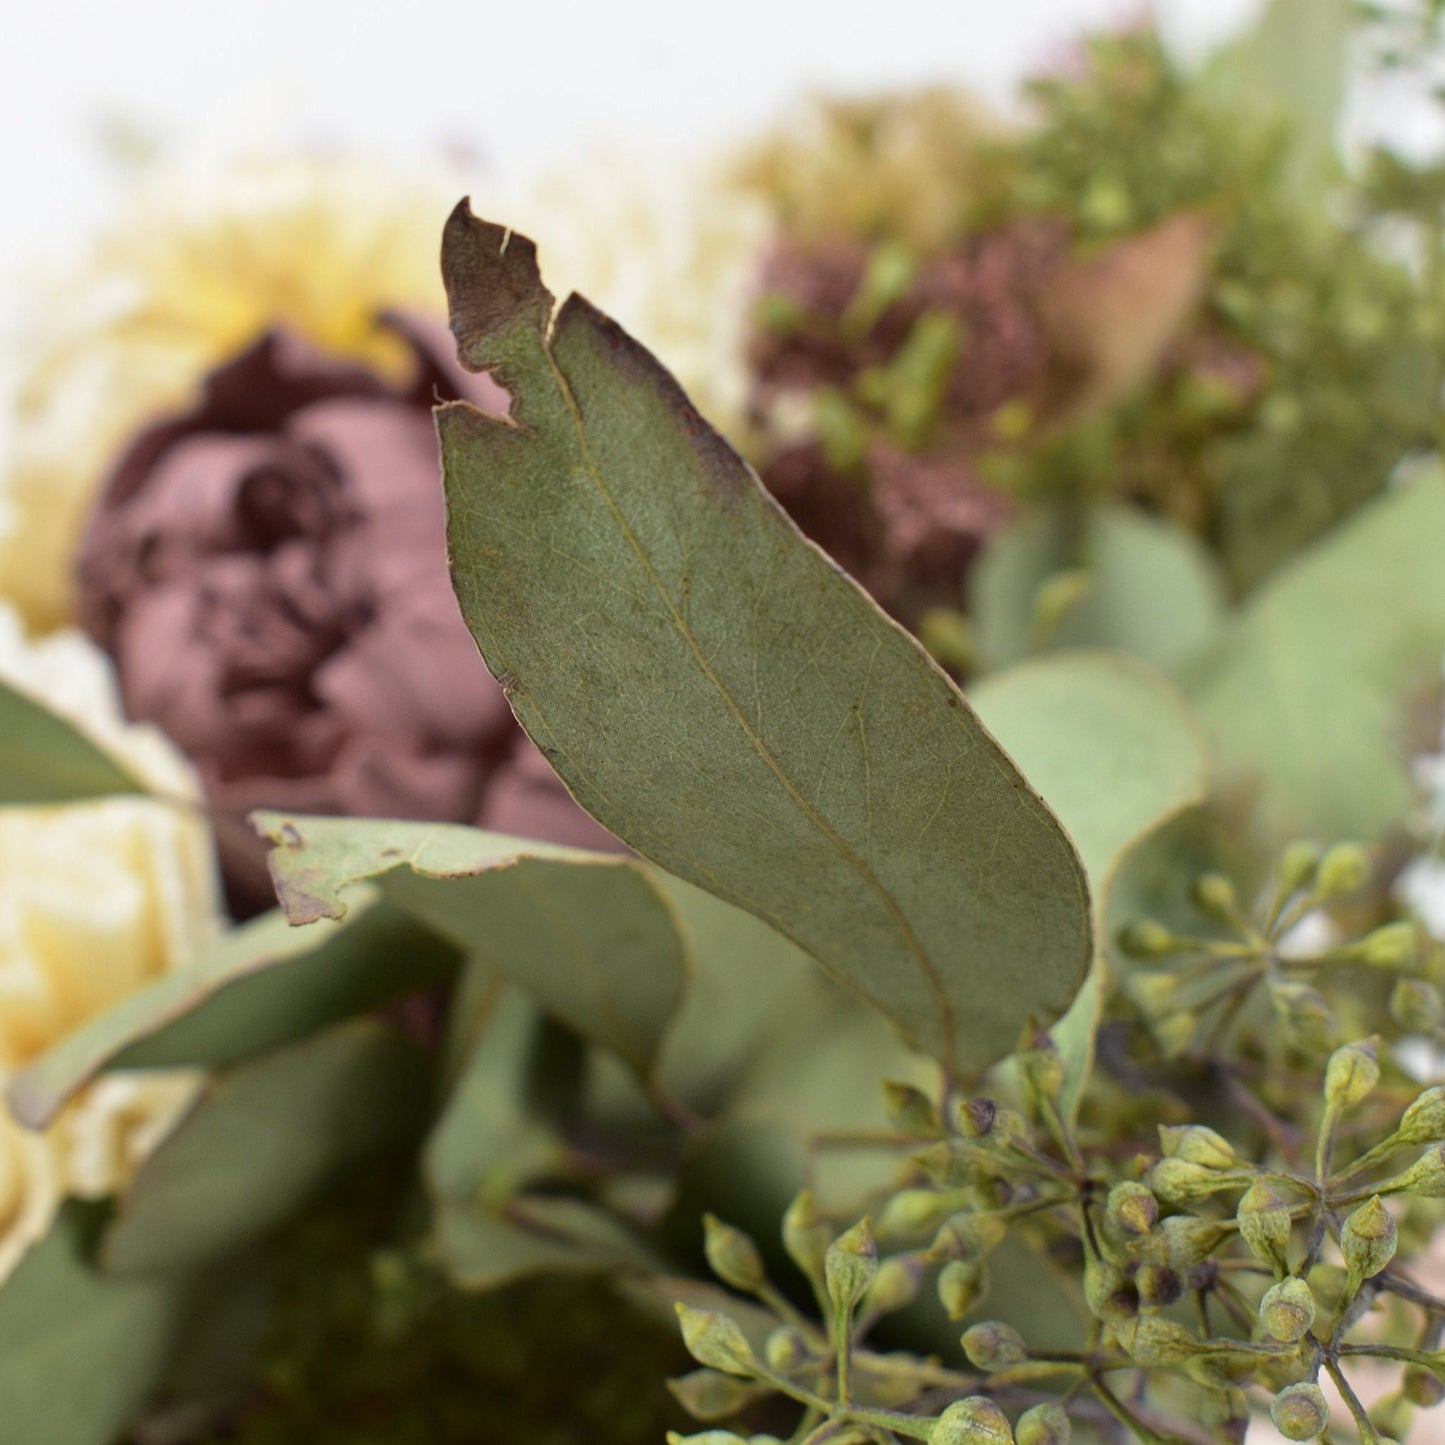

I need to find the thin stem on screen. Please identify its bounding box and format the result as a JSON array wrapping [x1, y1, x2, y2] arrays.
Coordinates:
[[1324, 1355, 1381, 1445]]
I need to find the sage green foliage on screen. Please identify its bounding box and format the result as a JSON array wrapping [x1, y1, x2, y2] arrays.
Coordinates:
[[0, 675, 146, 804], [103, 1021, 431, 1274], [970, 507, 1225, 676], [0, 1204, 189, 1445], [9, 899, 458, 1127], [256, 812, 689, 1082], [437, 202, 1091, 1076], [1191, 469, 1445, 844]]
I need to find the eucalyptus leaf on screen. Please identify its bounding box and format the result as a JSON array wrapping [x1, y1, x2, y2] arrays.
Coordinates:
[[255, 812, 689, 1083], [0, 676, 146, 805], [1190, 469, 1445, 845], [970, 651, 1212, 1118], [102, 1021, 432, 1275], [0, 1202, 188, 1445], [10, 899, 458, 1128], [437, 203, 1091, 1076], [970, 505, 1226, 677]]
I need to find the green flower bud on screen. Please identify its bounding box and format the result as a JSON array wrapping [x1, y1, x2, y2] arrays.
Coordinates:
[[824, 1217, 878, 1316], [1259, 1277, 1316, 1342], [1391, 977, 1444, 1032], [1405, 1365, 1445, 1407], [764, 1325, 810, 1374], [1395, 1143, 1445, 1196], [1324, 1038, 1380, 1113], [927, 1213, 1007, 1263], [1116, 919, 1179, 959], [1157, 1214, 1229, 1271], [1191, 872, 1239, 923], [1272, 1382, 1330, 1440], [1148, 1157, 1250, 1204], [961, 1320, 1028, 1371], [1160, 1124, 1237, 1168], [1357, 921, 1419, 970], [1083, 1256, 1139, 1323], [878, 1189, 953, 1241], [781, 1190, 830, 1285], [1268, 977, 1337, 1053], [668, 1369, 761, 1423], [1278, 841, 1322, 898], [1105, 1181, 1158, 1238], [956, 1097, 1003, 1140], [675, 1305, 757, 1377], [938, 1258, 988, 1320], [1113, 1315, 1200, 1366], [883, 1079, 942, 1138], [1201, 1389, 1250, 1445], [1017, 1030, 1065, 1111], [930, 1397, 1014, 1445], [862, 1255, 923, 1318], [1342, 1195, 1397, 1293], [1238, 1179, 1292, 1276], [1136, 1262, 1183, 1308], [1398, 1088, 1445, 1146], [1316, 843, 1371, 900], [703, 1215, 767, 1294], [1015, 1403, 1070, 1445]]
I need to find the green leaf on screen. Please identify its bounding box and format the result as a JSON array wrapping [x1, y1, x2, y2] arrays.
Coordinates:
[[0, 1202, 188, 1445], [102, 1021, 432, 1275], [0, 677, 146, 805], [1190, 470, 1445, 845], [435, 1194, 657, 1291], [9, 898, 457, 1128], [437, 203, 1091, 1077], [971, 505, 1226, 677], [255, 812, 689, 1084], [970, 651, 1212, 1117]]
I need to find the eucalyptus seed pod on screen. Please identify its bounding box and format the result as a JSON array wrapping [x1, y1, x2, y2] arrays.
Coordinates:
[[930, 1397, 1015, 1445], [1015, 1403, 1069, 1445], [1136, 1262, 1183, 1308], [1278, 841, 1322, 899], [1201, 1388, 1250, 1445], [1316, 843, 1371, 899], [883, 1079, 943, 1138], [1357, 921, 1419, 970], [664, 1430, 750, 1444], [1157, 1214, 1230, 1271], [1323, 1037, 1380, 1113], [669, 1369, 762, 1423], [1191, 872, 1239, 923], [1237, 1179, 1292, 1276], [1017, 1029, 1065, 1113], [938, 1258, 988, 1319], [956, 1097, 1003, 1140], [1396, 1143, 1445, 1196], [1116, 919, 1180, 959], [1106, 1181, 1158, 1238], [781, 1190, 831, 1286], [1149, 1157, 1249, 1204], [1160, 1125, 1237, 1168], [1153, 1009, 1197, 1057], [878, 1189, 954, 1241], [1115, 1315, 1199, 1366], [928, 1213, 1007, 1263], [824, 1217, 878, 1315], [1398, 1088, 1445, 1146], [1405, 1364, 1445, 1407], [862, 1255, 924, 1318], [961, 1320, 1028, 1371], [703, 1214, 767, 1294], [1268, 978, 1337, 1053], [1342, 1195, 1397, 1293], [764, 1325, 810, 1374], [675, 1305, 757, 1377], [1259, 1277, 1316, 1342], [1083, 1256, 1139, 1323], [1391, 977, 1444, 1032], [1271, 1383, 1330, 1441]]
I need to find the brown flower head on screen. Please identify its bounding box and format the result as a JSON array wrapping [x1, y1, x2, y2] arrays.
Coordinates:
[[78, 314, 615, 911]]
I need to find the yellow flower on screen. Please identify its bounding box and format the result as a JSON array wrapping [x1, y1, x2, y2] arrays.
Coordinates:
[[0, 603, 220, 1275]]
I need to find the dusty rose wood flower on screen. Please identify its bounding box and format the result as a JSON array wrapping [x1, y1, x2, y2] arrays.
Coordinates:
[[77, 314, 616, 912]]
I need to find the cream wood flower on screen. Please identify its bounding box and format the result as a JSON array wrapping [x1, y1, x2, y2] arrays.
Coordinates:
[[0, 603, 221, 1276]]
